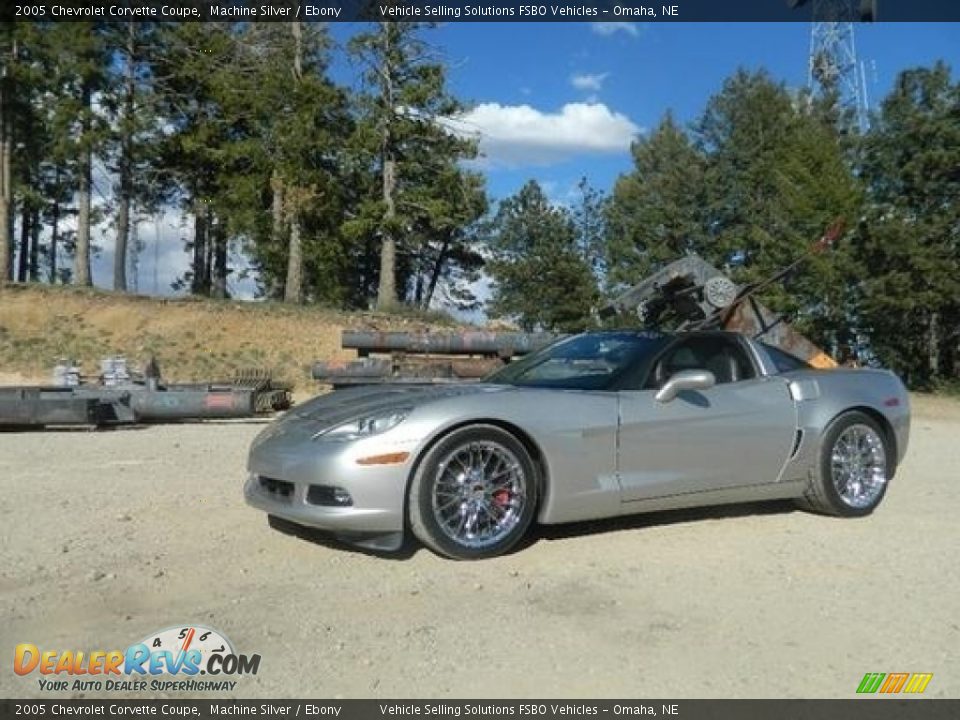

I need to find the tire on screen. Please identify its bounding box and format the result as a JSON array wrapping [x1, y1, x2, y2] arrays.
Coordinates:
[[797, 411, 892, 517], [408, 424, 539, 560]]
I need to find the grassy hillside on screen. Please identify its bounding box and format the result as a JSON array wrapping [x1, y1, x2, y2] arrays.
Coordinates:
[[0, 283, 464, 390]]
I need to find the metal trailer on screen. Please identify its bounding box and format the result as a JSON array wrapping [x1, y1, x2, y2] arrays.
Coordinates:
[[0, 358, 292, 429], [0, 388, 105, 427]]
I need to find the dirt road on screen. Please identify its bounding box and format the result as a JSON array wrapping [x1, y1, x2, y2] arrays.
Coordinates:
[[1, 396, 957, 699]]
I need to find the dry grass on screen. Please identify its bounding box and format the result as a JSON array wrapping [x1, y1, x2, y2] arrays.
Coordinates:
[[0, 283, 465, 390]]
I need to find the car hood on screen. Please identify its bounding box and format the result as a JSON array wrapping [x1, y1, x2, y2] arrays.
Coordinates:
[[283, 382, 508, 431]]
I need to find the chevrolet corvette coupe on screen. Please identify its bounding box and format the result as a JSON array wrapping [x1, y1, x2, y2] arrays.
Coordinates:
[[245, 330, 910, 560]]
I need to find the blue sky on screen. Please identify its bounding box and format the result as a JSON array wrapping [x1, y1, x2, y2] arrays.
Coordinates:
[[93, 21, 960, 297], [329, 21, 960, 206]]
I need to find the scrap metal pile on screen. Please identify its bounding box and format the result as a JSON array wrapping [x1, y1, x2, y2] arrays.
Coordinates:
[[0, 356, 292, 429], [597, 233, 841, 370], [312, 331, 557, 387], [315, 223, 843, 388]]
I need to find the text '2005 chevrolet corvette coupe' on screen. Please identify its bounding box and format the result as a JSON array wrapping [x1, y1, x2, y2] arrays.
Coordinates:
[[244, 331, 910, 560]]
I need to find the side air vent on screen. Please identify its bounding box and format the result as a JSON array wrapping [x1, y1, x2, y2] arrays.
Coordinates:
[[790, 430, 804, 459]]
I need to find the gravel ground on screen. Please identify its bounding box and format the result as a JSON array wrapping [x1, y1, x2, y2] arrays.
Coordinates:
[[1, 396, 957, 699]]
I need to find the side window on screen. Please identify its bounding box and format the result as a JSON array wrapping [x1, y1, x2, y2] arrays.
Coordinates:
[[647, 337, 755, 388]]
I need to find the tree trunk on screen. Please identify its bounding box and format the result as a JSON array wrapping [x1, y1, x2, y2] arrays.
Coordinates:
[[376, 24, 398, 310], [953, 317, 960, 382], [270, 170, 285, 299], [16, 203, 29, 282], [284, 216, 303, 304], [378, 155, 398, 309], [423, 238, 450, 310], [291, 22, 303, 81], [115, 192, 130, 291], [281, 22, 304, 305], [204, 216, 214, 293], [128, 221, 138, 292], [929, 311, 940, 381], [29, 205, 39, 281], [413, 265, 423, 307], [211, 221, 227, 299], [191, 204, 207, 295], [49, 179, 60, 283], [74, 84, 93, 287], [0, 36, 14, 282], [113, 21, 136, 292]]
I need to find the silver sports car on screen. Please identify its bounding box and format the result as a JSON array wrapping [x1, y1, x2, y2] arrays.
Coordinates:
[[245, 330, 910, 560]]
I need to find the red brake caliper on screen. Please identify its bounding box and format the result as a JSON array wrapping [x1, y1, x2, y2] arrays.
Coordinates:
[[492, 489, 511, 507]]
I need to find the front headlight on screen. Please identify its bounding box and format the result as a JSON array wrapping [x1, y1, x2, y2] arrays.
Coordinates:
[[313, 408, 411, 442]]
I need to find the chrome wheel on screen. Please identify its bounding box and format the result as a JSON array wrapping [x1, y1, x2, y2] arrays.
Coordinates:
[[830, 423, 887, 509], [431, 440, 527, 550]]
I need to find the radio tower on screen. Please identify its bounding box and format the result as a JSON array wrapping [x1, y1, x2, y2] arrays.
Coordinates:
[[789, 0, 876, 132]]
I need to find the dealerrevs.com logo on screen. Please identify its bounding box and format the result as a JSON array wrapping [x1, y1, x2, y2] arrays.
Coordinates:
[[14, 625, 261, 693]]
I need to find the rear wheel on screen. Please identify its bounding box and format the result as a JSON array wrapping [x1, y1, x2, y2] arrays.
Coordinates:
[[798, 411, 891, 517], [408, 424, 539, 560]]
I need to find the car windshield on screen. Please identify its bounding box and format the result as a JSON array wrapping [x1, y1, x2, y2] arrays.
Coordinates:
[[761, 343, 812, 373], [485, 332, 669, 390]]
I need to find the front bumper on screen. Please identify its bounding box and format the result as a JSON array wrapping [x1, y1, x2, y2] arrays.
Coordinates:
[[244, 475, 403, 532], [244, 425, 413, 551]]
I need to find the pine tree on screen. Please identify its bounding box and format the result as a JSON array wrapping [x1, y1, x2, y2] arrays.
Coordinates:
[[2, 22, 57, 284], [60, 23, 109, 287], [694, 69, 861, 348], [101, 21, 163, 293], [151, 22, 242, 297], [0, 24, 17, 281], [401, 149, 487, 311], [485, 181, 598, 332], [858, 62, 960, 386], [572, 177, 608, 293], [9, 24, 44, 284], [348, 21, 479, 310], [606, 112, 707, 290], [2, 23, 97, 286], [233, 22, 351, 305]]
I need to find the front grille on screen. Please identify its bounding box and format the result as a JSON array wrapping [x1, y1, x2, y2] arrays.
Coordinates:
[[258, 475, 295, 501]]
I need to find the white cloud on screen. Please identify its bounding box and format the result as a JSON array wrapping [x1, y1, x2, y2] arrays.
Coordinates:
[[446, 102, 641, 167], [570, 72, 609, 92], [591, 22, 641, 38]]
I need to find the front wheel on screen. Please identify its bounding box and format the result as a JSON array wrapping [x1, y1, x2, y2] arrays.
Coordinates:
[[799, 411, 892, 517], [408, 424, 539, 560]]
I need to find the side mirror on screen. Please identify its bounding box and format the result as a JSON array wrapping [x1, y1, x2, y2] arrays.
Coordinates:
[[655, 369, 716, 403]]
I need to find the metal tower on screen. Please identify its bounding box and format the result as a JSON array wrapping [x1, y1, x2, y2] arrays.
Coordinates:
[[789, 0, 876, 132]]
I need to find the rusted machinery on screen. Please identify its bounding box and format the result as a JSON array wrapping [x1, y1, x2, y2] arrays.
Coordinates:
[[599, 221, 844, 369], [313, 332, 558, 387], [0, 357, 292, 429], [342, 330, 557, 357]]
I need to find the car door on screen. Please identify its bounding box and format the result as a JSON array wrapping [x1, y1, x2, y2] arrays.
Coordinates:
[[617, 335, 797, 503]]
